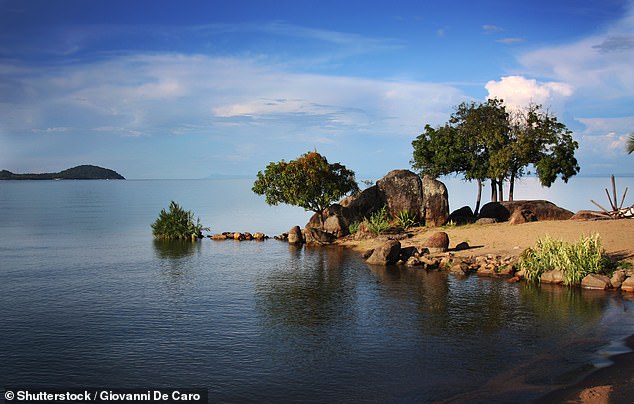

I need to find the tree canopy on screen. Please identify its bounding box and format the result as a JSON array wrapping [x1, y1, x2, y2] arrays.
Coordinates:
[[252, 151, 359, 216], [411, 99, 580, 212]]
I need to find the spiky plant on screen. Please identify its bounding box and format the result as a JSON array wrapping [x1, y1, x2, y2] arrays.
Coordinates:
[[396, 209, 419, 229], [519, 234, 607, 286], [151, 201, 208, 240], [364, 205, 390, 236]]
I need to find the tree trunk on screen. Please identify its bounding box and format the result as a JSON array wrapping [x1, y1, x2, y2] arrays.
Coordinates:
[[474, 179, 482, 215], [491, 179, 498, 202], [498, 179, 504, 202], [509, 172, 515, 201]]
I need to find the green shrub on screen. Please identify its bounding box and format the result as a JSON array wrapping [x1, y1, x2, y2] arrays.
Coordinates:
[[348, 221, 360, 235], [364, 205, 390, 236], [396, 209, 419, 229], [519, 234, 607, 286], [151, 201, 208, 240]]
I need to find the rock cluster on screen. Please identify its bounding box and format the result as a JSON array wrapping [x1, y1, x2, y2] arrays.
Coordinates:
[[362, 235, 634, 293], [209, 232, 268, 241], [305, 169, 450, 240], [448, 200, 574, 225]]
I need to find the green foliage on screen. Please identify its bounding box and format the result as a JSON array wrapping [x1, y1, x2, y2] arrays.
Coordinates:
[[396, 209, 418, 229], [151, 201, 208, 240], [627, 133, 634, 154], [348, 221, 360, 235], [519, 234, 607, 286], [411, 99, 579, 203], [364, 205, 390, 236], [252, 151, 359, 214]]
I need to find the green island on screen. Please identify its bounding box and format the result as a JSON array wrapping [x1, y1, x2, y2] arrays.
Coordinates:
[[0, 165, 125, 180]]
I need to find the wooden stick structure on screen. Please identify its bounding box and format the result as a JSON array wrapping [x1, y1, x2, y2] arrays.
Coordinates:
[[592, 176, 633, 219]]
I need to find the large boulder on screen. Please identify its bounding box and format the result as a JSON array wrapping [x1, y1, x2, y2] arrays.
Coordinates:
[[306, 169, 449, 238], [366, 239, 402, 265], [422, 175, 449, 226], [479, 200, 573, 223], [422, 231, 450, 253], [377, 170, 425, 221], [447, 206, 476, 225], [287, 226, 304, 244]]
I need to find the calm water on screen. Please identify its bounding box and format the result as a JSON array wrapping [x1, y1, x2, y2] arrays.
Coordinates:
[[1, 178, 634, 403]]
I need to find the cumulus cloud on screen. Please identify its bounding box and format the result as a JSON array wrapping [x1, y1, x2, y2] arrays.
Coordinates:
[[485, 75, 573, 111]]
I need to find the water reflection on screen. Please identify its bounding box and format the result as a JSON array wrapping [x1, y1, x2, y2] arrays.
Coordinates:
[[152, 239, 200, 259], [255, 246, 354, 332]]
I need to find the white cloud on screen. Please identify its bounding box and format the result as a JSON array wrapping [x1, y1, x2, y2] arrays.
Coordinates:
[[0, 53, 466, 176], [485, 75, 573, 111], [518, 2, 634, 99]]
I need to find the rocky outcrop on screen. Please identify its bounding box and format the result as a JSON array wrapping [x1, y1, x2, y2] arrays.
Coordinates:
[[287, 226, 304, 244], [479, 200, 574, 223], [377, 170, 425, 221], [306, 169, 449, 239], [422, 175, 449, 227]]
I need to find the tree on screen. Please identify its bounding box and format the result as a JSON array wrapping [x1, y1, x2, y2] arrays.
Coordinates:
[[411, 99, 579, 207], [252, 151, 359, 221], [411, 99, 509, 213], [151, 201, 208, 240], [627, 134, 634, 154]]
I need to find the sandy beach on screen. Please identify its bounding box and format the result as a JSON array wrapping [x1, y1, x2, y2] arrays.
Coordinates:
[[338, 218, 634, 403], [339, 218, 634, 264]]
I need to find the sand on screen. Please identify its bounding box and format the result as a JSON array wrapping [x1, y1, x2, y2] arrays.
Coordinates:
[[338, 218, 634, 263], [337, 218, 634, 402]]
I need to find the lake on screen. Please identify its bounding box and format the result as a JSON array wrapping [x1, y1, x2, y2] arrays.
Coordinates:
[[1, 177, 634, 403]]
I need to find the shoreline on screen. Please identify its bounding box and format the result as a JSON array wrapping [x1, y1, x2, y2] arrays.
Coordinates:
[[334, 218, 634, 402], [335, 218, 634, 264], [535, 334, 634, 403]]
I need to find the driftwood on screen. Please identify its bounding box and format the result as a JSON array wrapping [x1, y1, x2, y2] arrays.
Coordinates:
[[590, 175, 633, 219]]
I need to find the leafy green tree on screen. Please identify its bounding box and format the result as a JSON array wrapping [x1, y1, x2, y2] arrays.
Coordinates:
[[501, 104, 579, 200], [411, 99, 579, 207], [151, 201, 208, 240], [412, 99, 509, 213], [252, 151, 359, 222]]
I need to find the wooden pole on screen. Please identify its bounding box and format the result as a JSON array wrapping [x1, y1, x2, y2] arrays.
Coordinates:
[[605, 189, 616, 210], [612, 175, 618, 211], [591, 199, 611, 214], [619, 187, 629, 210]]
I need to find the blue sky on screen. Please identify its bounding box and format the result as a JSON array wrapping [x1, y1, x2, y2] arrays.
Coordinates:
[[1, 0, 633, 179]]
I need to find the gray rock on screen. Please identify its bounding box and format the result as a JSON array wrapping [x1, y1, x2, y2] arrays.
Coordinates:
[[366, 240, 401, 265], [581, 274, 612, 290]]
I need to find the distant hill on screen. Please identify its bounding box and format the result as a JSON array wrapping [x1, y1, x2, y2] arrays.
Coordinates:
[[0, 165, 125, 180]]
